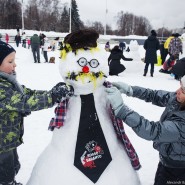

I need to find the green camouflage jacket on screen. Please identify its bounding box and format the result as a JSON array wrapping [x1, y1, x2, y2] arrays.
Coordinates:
[[0, 76, 53, 153]]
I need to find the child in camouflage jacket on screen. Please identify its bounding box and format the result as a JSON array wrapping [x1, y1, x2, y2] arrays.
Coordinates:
[[0, 41, 74, 185]]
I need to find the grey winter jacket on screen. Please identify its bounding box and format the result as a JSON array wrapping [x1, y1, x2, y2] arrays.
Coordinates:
[[117, 86, 185, 168]]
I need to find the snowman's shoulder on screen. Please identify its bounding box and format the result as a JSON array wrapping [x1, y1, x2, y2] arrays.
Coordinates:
[[94, 85, 107, 96], [93, 86, 109, 105]]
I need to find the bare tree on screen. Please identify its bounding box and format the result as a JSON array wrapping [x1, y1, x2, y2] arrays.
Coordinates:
[[24, 0, 40, 30], [157, 27, 173, 38], [116, 11, 152, 36], [106, 24, 113, 35], [0, 0, 21, 29], [37, 0, 51, 31], [134, 16, 152, 36], [37, 0, 60, 31], [25, 0, 60, 31], [87, 21, 104, 34]]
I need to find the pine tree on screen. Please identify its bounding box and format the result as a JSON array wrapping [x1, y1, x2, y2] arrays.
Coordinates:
[[24, 0, 40, 30], [71, 0, 84, 32], [60, 5, 70, 33]]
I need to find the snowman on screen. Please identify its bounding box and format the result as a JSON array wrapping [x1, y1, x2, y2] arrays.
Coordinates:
[[128, 40, 141, 61], [27, 30, 141, 185]]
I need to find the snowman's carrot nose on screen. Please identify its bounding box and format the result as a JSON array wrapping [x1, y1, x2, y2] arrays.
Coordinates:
[[82, 66, 89, 73]]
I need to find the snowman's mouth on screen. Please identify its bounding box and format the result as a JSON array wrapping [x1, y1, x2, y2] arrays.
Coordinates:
[[66, 71, 107, 81]]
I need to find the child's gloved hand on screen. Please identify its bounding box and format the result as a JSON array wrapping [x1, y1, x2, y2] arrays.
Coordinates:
[[51, 82, 74, 103], [112, 82, 133, 96], [105, 87, 124, 115]]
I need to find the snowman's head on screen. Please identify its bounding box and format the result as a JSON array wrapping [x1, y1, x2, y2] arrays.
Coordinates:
[[59, 30, 109, 95]]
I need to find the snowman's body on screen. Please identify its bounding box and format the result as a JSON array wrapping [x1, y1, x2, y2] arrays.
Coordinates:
[[27, 46, 140, 185]]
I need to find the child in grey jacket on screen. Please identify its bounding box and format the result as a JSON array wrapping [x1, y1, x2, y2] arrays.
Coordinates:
[[106, 79, 185, 185]]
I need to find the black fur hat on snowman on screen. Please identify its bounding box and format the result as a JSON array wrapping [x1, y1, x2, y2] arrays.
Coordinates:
[[63, 29, 99, 52]]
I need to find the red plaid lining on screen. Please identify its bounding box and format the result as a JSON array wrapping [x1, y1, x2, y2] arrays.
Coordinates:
[[48, 99, 68, 131], [109, 106, 141, 170]]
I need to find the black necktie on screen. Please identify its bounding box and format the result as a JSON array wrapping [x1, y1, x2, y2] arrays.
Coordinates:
[[74, 94, 112, 183]]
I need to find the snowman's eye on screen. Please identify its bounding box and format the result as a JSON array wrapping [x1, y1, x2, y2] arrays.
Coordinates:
[[77, 57, 99, 68], [77, 57, 87, 67], [89, 59, 99, 68]]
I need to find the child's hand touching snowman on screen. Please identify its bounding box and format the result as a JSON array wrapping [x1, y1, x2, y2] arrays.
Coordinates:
[[51, 82, 74, 103], [105, 86, 124, 115]]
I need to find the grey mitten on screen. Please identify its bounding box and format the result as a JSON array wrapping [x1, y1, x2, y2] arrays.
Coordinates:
[[105, 87, 124, 115], [112, 82, 133, 96], [51, 82, 74, 103]]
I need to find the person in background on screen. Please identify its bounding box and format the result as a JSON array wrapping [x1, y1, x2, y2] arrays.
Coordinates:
[[159, 54, 177, 74], [143, 30, 160, 77], [39, 33, 43, 46], [58, 41, 63, 50], [27, 38, 31, 49], [42, 37, 50, 63], [30, 34, 40, 63], [163, 33, 175, 63], [16, 25, 20, 34], [0, 41, 74, 185], [21, 32, 26, 48], [168, 33, 183, 60], [159, 40, 165, 64], [39, 33, 46, 54], [119, 41, 126, 52], [105, 41, 111, 52], [5, 33, 9, 44], [39, 33, 45, 47], [106, 77, 185, 185], [14, 33, 21, 47], [51, 37, 59, 51], [171, 57, 185, 80], [108, 45, 133, 76]]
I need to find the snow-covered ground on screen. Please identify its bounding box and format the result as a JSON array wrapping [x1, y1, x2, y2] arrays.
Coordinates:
[[1, 30, 185, 185]]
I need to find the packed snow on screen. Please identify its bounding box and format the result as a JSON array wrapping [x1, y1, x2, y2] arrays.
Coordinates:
[[26, 45, 140, 185], [1, 29, 185, 185]]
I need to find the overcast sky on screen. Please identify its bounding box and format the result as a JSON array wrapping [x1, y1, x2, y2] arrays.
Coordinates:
[[23, 0, 184, 30], [74, 0, 184, 30]]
